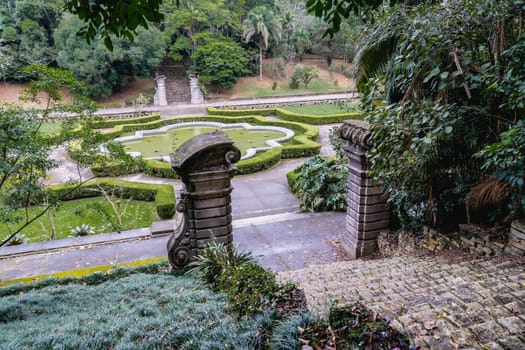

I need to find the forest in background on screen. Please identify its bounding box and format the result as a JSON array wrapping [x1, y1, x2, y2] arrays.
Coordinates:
[[0, 0, 363, 98]]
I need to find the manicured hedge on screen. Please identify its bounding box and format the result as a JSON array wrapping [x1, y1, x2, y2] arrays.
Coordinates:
[[47, 179, 175, 219], [237, 147, 282, 174], [207, 106, 363, 124], [92, 113, 161, 129]]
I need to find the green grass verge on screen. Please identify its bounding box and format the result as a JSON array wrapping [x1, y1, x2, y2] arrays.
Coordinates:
[[1, 197, 158, 243], [0, 258, 166, 288], [283, 103, 360, 115]]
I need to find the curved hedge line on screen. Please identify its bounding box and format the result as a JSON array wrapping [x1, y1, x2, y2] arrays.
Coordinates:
[[92, 113, 161, 129], [207, 106, 362, 125], [47, 179, 175, 219], [92, 115, 320, 178]]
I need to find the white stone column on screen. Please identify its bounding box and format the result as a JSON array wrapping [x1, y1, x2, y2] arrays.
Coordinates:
[[189, 75, 204, 104], [155, 75, 168, 106]]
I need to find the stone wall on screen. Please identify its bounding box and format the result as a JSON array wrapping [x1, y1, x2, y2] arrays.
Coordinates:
[[507, 220, 525, 256]]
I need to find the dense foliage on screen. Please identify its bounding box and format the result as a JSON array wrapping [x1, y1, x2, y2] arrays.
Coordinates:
[[355, 0, 525, 230], [290, 155, 348, 212], [0, 0, 361, 96]]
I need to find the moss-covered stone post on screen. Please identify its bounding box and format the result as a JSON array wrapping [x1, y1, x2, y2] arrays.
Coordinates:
[[339, 120, 389, 258], [167, 131, 241, 271]]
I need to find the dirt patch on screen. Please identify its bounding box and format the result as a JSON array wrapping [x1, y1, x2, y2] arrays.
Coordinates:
[[229, 58, 354, 99], [0, 77, 155, 108]]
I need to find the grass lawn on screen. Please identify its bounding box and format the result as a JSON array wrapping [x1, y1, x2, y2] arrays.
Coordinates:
[[1, 197, 159, 244], [38, 121, 62, 135], [122, 126, 286, 158], [283, 103, 360, 115], [234, 77, 349, 98], [0, 267, 268, 349]]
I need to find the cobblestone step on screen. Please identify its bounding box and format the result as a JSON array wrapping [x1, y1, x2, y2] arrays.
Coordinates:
[[278, 254, 525, 349]]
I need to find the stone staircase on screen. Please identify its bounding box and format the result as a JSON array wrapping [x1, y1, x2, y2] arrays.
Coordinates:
[[156, 64, 191, 104]]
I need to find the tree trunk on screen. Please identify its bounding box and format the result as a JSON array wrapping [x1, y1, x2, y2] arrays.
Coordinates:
[[259, 45, 263, 81]]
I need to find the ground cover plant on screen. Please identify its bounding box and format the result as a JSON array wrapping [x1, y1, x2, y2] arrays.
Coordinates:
[[0, 263, 270, 350], [0, 197, 158, 244]]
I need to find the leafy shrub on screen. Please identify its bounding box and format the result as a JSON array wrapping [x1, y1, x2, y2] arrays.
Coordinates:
[[272, 81, 278, 90], [477, 119, 525, 218], [288, 76, 300, 89], [328, 125, 347, 159], [222, 262, 278, 316], [187, 242, 255, 289], [70, 224, 95, 236], [291, 65, 319, 89], [289, 156, 348, 212]]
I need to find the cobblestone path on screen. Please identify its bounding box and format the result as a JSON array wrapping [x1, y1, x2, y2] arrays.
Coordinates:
[[278, 253, 525, 349]]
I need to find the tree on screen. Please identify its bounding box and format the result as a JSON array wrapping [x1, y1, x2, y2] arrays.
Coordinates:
[[0, 65, 93, 246], [192, 35, 249, 89], [291, 65, 319, 88], [53, 14, 164, 98], [355, 0, 525, 229], [63, 0, 164, 50], [242, 5, 280, 81]]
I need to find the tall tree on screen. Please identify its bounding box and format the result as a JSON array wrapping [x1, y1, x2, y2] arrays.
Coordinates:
[[242, 5, 280, 81]]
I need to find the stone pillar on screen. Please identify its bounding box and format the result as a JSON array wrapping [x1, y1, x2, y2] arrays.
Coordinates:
[[155, 75, 168, 106], [167, 131, 241, 271], [189, 75, 204, 104], [339, 120, 390, 258]]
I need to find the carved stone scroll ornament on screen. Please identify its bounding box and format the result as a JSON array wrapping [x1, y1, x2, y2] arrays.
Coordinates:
[[338, 120, 372, 150], [167, 191, 191, 270]]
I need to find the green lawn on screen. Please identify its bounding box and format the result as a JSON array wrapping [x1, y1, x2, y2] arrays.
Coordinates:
[[283, 103, 360, 115], [235, 78, 349, 98], [1, 197, 159, 244], [122, 126, 286, 158], [38, 121, 62, 135]]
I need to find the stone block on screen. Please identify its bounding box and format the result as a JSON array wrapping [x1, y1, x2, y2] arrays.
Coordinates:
[[189, 215, 232, 230], [189, 206, 231, 220]]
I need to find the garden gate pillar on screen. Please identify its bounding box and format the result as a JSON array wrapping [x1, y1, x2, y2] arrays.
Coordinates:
[[339, 120, 389, 258], [155, 75, 168, 106], [189, 75, 205, 104], [167, 131, 241, 271]]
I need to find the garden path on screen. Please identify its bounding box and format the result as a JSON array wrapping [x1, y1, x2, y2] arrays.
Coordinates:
[[278, 254, 525, 349]]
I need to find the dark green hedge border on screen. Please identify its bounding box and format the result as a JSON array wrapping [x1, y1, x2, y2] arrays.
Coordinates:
[[207, 106, 363, 125], [92, 113, 161, 129], [48, 178, 175, 219], [92, 115, 320, 177]]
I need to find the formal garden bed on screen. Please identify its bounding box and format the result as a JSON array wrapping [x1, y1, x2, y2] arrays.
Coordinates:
[[87, 114, 322, 177]]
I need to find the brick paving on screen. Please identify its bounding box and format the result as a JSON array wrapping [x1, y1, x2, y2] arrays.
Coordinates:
[[278, 253, 525, 349]]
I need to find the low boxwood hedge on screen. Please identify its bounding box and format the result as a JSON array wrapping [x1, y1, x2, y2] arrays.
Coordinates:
[[91, 115, 320, 178], [47, 179, 175, 219], [207, 106, 363, 125], [92, 113, 161, 129]]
